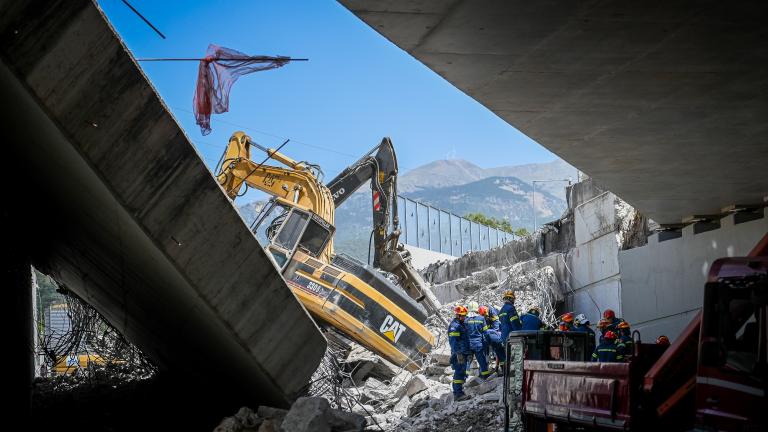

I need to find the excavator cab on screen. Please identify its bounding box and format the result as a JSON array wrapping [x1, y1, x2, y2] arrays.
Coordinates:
[[253, 198, 335, 269]]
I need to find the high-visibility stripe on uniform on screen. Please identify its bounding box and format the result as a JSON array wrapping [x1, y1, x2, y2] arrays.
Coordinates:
[[482, 325, 489, 331], [453, 379, 464, 384], [449, 332, 461, 336], [481, 370, 492, 376]]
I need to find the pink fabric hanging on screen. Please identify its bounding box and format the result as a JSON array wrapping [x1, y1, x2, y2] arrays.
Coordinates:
[[193, 44, 288, 135]]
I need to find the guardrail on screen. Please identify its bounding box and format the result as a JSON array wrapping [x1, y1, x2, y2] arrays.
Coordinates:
[[397, 195, 516, 257]]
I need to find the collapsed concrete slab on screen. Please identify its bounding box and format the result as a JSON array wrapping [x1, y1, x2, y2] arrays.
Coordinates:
[[0, 0, 325, 411]]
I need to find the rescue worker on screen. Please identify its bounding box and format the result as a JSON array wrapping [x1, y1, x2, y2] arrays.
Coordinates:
[[498, 290, 521, 342], [464, 300, 481, 373], [602, 309, 624, 333], [616, 321, 633, 358], [448, 305, 471, 400], [520, 306, 545, 330], [596, 318, 611, 343], [572, 314, 596, 338], [656, 335, 671, 346], [465, 303, 492, 379], [558, 312, 575, 331], [558, 322, 570, 331], [591, 331, 625, 362], [479, 305, 506, 370]]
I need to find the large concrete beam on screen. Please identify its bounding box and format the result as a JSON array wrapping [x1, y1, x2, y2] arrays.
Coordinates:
[[0, 0, 325, 409], [339, 0, 768, 224]]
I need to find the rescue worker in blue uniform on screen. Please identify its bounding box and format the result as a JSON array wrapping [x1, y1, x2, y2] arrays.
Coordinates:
[[616, 321, 633, 359], [591, 331, 625, 362], [520, 306, 546, 330], [572, 313, 596, 338], [479, 305, 506, 370], [448, 305, 471, 400], [602, 309, 624, 333], [498, 290, 521, 342], [465, 303, 492, 379]]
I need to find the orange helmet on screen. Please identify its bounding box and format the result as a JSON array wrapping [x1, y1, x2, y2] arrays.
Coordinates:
[[502, 290, 515, 301], [597, 319, 610, 330], [478, 306, 489, 317], [558, 322, 569, 331], [603, 309, 616, 320], [561, 312, 575, 323], [617, 321, 630, 330], [656, 335, 670, 346], [454, 305, 468, 316], [603, 331, 617, 340]]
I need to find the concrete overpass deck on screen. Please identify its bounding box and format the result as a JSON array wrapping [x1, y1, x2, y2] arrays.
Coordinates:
[[1, 0, 325, 409], [339, 0, 768, 224]]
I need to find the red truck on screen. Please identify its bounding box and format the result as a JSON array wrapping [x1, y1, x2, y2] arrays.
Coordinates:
[[504, 233, 768, 431]]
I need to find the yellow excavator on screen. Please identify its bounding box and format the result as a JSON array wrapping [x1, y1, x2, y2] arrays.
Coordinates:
[[216, 132, 439, 371]]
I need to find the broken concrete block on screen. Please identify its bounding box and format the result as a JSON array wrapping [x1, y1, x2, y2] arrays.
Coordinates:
[[257, 419, 279, 432], [214, 407, 263, 432], [425, 364, 445, 376], [394, 374, 429, 400], [329, 408, 366, 432], [407, 398, 429, 417], [430, 352, 451, 366], [467, 377, 501, 396], [392, 395, 410, 417], [279, 397, 332, 432], [480, 391, 501, 402], [342, 345, 398, 383], [257, 406, 287, 424]]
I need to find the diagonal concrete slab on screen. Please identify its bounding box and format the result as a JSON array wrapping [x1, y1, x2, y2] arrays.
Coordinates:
[[0, 0, 326, 408]]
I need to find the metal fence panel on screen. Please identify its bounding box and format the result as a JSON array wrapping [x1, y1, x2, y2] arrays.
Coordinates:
[[395, 195, 515, 257]]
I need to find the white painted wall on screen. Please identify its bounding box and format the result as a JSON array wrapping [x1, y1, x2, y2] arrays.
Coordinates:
[[565, 191, 622, 325], [619, 209, 768, 342]]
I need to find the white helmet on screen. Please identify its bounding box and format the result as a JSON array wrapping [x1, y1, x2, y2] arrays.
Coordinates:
[[575, 313, 588, 325], [468, 301, 479, 313]]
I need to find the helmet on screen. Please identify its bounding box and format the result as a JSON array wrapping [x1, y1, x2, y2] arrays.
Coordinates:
[[561, 312, 575, 323], [468, 301, 479, 313], [603, 330, 617, 340], [454, 305, 468, 316], [528, 306, 540, 316], [478, 306, 488, 317], [597, 319, 610, 329], [603, 309, 616, 320], [502, 290, 515, 301], [575, 313, 587, 325], [558, 322, 569, 331], [656, 335, 670, 346], [617, 321, 631, 330]]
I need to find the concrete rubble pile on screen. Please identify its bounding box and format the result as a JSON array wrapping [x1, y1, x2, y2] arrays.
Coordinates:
[[273, 255, 561, 431], [214, 398, 367, 432]]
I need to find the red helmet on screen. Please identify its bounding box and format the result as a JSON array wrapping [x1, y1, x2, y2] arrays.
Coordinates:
[[558, 322, 569, 331], [656, 335, 670, 346], [561, 312, 575, 323], [478, 306, 488, 317], [617, 321, 630, 330], [603, 309, 616, 320], [454, 305, 468, 316], [603, 331, 617, 340]]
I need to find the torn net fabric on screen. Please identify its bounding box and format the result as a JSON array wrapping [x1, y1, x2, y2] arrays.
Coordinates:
[[193, 44, 289, 135]]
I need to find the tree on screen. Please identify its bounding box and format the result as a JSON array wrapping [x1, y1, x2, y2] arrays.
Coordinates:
[[464, 212, 525, 235]]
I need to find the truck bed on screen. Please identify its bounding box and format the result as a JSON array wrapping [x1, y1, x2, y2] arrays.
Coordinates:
[[523, 360, 633, 430]]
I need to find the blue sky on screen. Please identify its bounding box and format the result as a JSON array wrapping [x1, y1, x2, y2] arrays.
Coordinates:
[[99, 0, 558, 178]]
